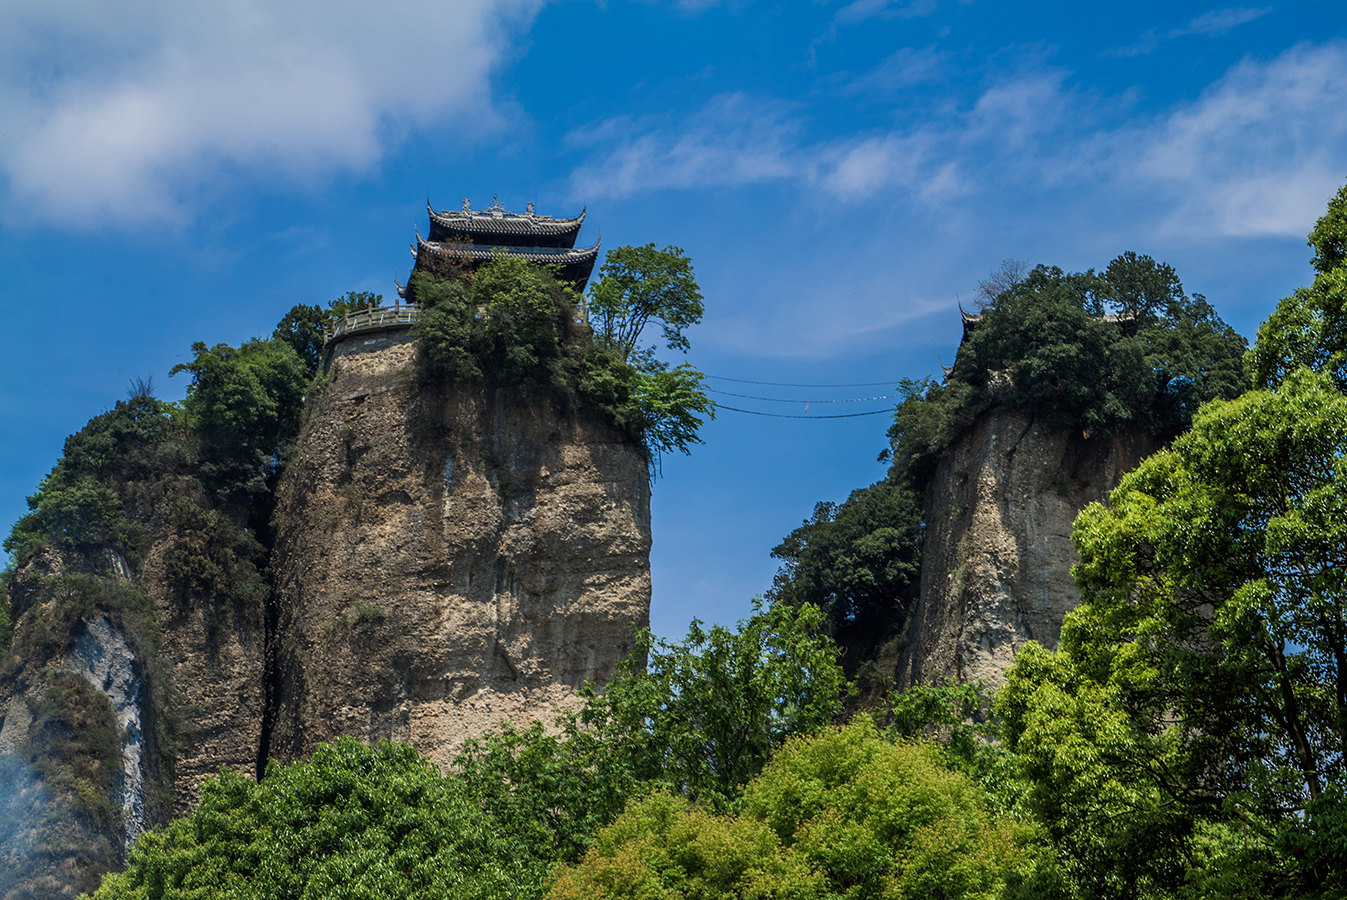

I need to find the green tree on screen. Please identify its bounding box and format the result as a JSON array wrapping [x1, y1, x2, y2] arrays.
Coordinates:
[[587, 243, 704, 361], [87, 739, 545, 900], [3, 394, 171, 562], [548, 792, 826, 900], [412, 257, 575, 389], [588, 600, 850, 809], [769, 480, 924, 666], [1000, 367, 1347, 898], [552, 718, 1062, 900], [1249, 182, 1347, 392], [272, 303, 327, 378], [330, 290, 383, 318], [950, 256, 1245, 436], [453, 600, 850, 872], [170, 338, 307, 496]]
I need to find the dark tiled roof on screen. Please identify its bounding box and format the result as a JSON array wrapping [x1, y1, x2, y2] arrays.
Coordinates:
[[427, 198, 585, 241]]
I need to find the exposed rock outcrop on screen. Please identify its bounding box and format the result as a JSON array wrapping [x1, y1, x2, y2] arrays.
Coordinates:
[[897, 411, 1158, 690], [267, 331, 651, 768]]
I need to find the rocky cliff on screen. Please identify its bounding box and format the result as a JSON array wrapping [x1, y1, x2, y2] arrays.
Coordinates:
[[0, 531, 268, 898], [266, 329, 652, 769], [0, 326, 652, 898], [897, 411, 1157, 689]]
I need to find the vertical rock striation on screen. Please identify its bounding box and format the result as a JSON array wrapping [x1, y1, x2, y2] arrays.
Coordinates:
[[898, 411, 1157, 690], [268, 331, 652, 768]]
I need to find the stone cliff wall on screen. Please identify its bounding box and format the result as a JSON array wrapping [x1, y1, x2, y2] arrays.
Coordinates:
[[267, 331, 652, 769], [897, 411, 1157, 690]]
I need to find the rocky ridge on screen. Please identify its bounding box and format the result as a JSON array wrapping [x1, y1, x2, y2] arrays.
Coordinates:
[[898, 410, 1157, 689], [267, 329, 652, 768]]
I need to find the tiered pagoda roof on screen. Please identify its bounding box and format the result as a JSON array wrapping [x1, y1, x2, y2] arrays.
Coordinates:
[[403, 196, 599, 295]]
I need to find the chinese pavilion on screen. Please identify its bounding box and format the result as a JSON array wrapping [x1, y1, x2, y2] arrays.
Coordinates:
[[400, 197, 600, 298]]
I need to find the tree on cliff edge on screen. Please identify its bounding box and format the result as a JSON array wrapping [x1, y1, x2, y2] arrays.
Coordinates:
[[1000, 184, 1347, 900]]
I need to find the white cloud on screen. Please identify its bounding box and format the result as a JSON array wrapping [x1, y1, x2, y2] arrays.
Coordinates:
[[1173, 6, 1272, 38], [1126, 42, 1347, 238], [0, 0, 544, 227], [833, 0, 943, 25], [840, 47, 946, 96], [1108, 6, 1272, 57], [568, 94, 803, 199], [573, 40, 1347, 246], [571, 68, 1069, 205]]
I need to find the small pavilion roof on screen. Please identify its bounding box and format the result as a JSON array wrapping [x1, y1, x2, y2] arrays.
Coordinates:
[[427, 197, 585, 246], [412, 233, 601, 291]]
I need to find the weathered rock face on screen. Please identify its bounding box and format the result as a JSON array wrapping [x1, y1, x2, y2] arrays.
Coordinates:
[[268, 331, 651, 768], [0, 534, 266, 895], [136, 537, 266, 815], [897, 411, 1158, 690]]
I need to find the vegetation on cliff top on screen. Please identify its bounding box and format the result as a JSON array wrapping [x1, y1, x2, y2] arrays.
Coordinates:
[[412, 246, 715, 462], [769, 251, 1249, 674]]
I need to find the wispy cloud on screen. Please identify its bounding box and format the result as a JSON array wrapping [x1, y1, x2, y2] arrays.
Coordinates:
[[570, 67, 1072, 205], [833, 0, 969, 25], [0, 0, 545, 227], [839, 47, 947, 96], [1173, 6, 1272, 37], [568, 94, 804, 198], [1124, 41, 1347, 238], [571, 40, 1347, 244], [1108, 6, 1272, 57]]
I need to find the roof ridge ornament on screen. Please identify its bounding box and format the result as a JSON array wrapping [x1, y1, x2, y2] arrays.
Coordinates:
[[461, 197, 471, 214], [488, 195, 505, 217], [526, 201, 536, 217]]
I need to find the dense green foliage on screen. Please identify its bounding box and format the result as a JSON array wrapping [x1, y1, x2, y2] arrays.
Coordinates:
[[88, 739, 546, 900], [550, 791, 826, 899], [79, 602, 846, 900], [1249, 183, 1347, 392], [170, 338, 308, 498], [553, 718, 1061, 900], [894, 253, 1247, 481], [412, 250, 714, 461], [2, 310, 316, 898], [413, 256, 576, 389], [769, 481, 924, 651], [3, 393, 173, 562], [999, 369, 1347, 898], [994, 190, 1347, 899], [587, 242, 704, 361], [580, 600, 851, 809], [453, 599, 850, 873]]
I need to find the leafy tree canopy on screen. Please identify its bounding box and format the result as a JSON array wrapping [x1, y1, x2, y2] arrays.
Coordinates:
[[170, 338, 307, 497], [1249, 182, 1347, 392], [1000, 367, 1347, 899], [452, 599, 850, 879], [3, 393, 172, 562], [769, 480, 924, 658], [949, 253, 1246, 437], [587, 243, 704, 362], [412, 252, 714, 462], [87, 738, 546, 900], [553, 717, 1064, 900]]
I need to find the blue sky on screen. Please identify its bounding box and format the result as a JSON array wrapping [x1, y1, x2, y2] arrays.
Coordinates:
[[2, 1, 1344, 636]]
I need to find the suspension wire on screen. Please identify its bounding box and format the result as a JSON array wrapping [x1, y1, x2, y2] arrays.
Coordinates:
[[707, 387, 893, 404], [704, 374, 899, 388], [715, 404, 894, 419]]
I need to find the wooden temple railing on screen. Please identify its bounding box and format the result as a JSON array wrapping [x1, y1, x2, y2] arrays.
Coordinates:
[[324, 305, 420, 345]]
